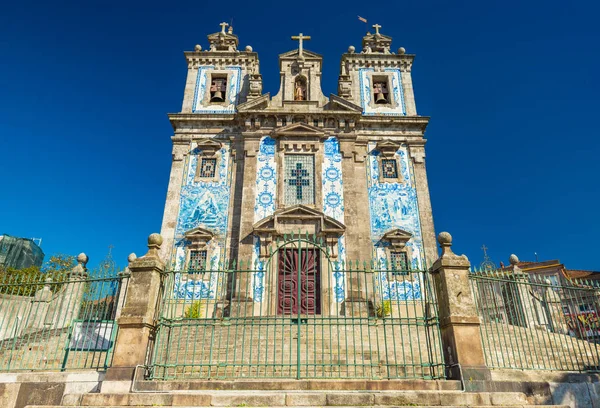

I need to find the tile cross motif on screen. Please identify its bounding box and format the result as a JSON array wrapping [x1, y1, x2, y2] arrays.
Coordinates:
[[289, 163, 310, 199]]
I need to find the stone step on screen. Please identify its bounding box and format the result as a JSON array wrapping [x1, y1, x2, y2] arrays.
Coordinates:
[[133, 378, 462, 391], [27, 406, 571, 408], [57, 390, 551, 407]]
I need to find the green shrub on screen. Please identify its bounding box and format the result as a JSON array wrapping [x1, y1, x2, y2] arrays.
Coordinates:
[[184, 300, 204, 318], [375, 300, 391, 318]]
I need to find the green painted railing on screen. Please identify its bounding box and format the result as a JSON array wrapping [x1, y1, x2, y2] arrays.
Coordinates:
[[0, 267, 124, 371], [148, 235, 444, 380], [470, 268, 600, 372]]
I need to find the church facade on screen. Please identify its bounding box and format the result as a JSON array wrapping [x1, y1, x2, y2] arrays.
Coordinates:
[[159, 23, 436, 315]]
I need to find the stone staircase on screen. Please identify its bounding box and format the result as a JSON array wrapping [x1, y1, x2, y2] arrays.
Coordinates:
[[25, 379, 571, 407], [151, 319, 445, 380]]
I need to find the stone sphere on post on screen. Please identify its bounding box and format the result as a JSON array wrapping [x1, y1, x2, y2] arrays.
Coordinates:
[[148, 233, 163, 248], [397, 47, 406, 55], [437, 232, 454, 256], [509, 254, 519, 266], [348, 45, 355, 54], [245, 45, 253, 52], [77, 253, 89, 267], [127, 253, 137, 263], [194, 44, 202, 52], [145, 233, 163, 259]]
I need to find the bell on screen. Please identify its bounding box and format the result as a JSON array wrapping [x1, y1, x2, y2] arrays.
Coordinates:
[[211, 90, 224, 102], [375, 92, 387, 104]]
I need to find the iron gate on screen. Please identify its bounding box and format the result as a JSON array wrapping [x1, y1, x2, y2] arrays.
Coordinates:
[[149, 234, 444, 379]]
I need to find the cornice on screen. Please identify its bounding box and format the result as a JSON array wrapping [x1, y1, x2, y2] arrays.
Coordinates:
[[340, 53, 414, 72], [184, 51, 259, 71]]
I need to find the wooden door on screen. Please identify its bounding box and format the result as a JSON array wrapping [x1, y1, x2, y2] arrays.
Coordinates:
[[277, 249, 321, 315]]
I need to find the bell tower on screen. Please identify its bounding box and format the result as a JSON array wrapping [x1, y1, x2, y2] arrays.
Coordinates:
[[271, 33, 328, 108]]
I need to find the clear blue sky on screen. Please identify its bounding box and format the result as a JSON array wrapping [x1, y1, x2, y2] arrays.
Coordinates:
[[1, 0, 598, 271]]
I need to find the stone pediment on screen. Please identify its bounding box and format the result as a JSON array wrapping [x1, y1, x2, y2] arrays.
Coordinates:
[[279, 49, 322, 60], [238, 94, 270, 111], [195, 138, 223, 155], [327, 94, 362, 112], [184, 226, 215, 250], [253, 205, 346, 258], [272, 122, 325, 138], [381, 228, 412, 249], [373, 140, 401, 157]]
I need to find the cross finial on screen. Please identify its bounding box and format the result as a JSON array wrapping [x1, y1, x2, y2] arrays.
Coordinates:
[[219, 22, 229, 34], [372, 24, 382, 35], [291, 33, 311, 58], [481, 244, 488, 255]]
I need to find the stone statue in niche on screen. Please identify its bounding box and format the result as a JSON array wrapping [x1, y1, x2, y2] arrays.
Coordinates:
[[294, 77, 306, 101]]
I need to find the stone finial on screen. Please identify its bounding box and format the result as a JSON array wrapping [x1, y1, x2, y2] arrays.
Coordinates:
[[437, 231, 453, 254], [228, 26, 233, 35], [127, 253, 137, 263], [245, 45, 253, 52], [509, 254, 519, 265], [144, 233, 163, 259], [397, 47, 406, 55], [348, 45, 355, 54], [194, 44, 202, 52], [77, 253, 89, 267]]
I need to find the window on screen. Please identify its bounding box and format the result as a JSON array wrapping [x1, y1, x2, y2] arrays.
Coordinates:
[[199, 158, 217, 178], [579, 304, 594, 312], [381, 159, 398, 179], [284, 154, 315, 205], [189, 250, 207, 273], [372, 77, 390, 104], [210, 76, 227, 103], [390, 251, 409, 276]]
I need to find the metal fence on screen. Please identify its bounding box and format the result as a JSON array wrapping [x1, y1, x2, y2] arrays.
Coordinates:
[[0, 266, 124, 371], [149, 235, 444, 380], [470, 268, 600, 372]]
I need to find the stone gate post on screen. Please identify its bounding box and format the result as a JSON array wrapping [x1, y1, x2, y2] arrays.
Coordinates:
[[103, 234, 164, 392], [430, 232, 490, 381]]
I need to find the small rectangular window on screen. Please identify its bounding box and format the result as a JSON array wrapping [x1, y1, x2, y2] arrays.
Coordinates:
[[381, 159, 398, 179], [199, 158, 217, 178], [189, 250, 207, 273], [390, 251, 409, 276]]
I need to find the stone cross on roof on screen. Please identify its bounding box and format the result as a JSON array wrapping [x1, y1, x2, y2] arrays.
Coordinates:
[[291, 33, 311, 58], [219, 22, 229, 34], [372, 24, 382, 35]]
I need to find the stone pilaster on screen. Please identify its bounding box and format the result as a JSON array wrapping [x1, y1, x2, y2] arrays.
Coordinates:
[[159, 143, 188, 263], [430, 232, 490, 381], [340, 139, 372, 316], [409, 145, 437, 267], [104, 234, 165, 389], [229, 136, 260, 316]]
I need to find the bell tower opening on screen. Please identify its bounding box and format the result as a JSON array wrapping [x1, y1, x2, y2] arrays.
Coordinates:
[[210, 76, 227, 103], [373, 77, 390, 104]]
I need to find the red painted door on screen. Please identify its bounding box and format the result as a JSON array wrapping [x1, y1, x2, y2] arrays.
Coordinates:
[[277, 249, 321, 315]]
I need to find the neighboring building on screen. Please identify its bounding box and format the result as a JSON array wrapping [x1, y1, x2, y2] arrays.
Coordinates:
[[159, 23, 436, 314], [0, 234, 44, 270], [475, 258, 600, 342]]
